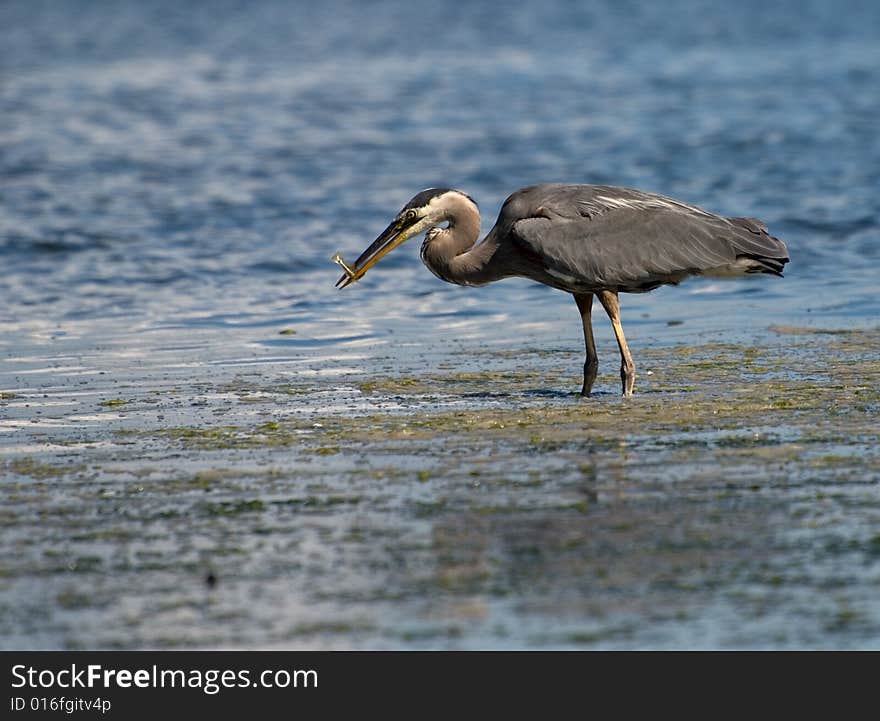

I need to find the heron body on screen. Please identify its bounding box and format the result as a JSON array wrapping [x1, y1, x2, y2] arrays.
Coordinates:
[[335, 184, 789, 396]]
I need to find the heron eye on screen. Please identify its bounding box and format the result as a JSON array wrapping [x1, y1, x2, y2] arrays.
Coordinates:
[[405, 210, 418, 222]]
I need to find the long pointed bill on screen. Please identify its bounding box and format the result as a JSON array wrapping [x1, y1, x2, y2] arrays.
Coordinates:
[[334, 215, 418, 289]]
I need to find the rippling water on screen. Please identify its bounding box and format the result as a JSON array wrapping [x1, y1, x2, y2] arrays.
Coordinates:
[[2, 0, 879, 649], [3, 0, 879, 364]]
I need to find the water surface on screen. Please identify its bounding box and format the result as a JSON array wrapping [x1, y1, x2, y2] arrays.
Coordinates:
[[1, 0, 879, 649]]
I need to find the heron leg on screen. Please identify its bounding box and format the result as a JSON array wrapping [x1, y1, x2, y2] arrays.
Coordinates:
[[574, 293, 598, 396], [597, 290, 636, 397]]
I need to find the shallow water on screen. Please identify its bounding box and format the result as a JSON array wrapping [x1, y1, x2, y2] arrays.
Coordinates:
[[1, 0, 879, 649]]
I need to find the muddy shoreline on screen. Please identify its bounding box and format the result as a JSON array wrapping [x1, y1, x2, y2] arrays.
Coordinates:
[[2, 326, 878, 649]]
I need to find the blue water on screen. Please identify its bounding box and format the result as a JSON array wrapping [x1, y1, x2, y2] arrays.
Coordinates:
[[2, 0, 879, 370], [2, 0, 880, 652]]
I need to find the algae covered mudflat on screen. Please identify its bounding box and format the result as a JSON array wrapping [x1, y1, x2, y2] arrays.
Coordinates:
[[1, 327, 878, 648]]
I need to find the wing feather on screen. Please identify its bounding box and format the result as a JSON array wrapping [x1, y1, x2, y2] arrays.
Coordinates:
[[504, 185, 788, 290]]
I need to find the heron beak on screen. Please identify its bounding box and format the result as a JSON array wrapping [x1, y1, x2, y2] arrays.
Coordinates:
[[334, 214, 418, 289]]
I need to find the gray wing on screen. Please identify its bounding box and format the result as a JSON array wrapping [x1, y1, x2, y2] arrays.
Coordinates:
[[504, 185, 789, 290]]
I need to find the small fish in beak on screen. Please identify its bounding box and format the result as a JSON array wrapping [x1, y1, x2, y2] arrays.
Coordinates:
[[334, 211, 423, 289]]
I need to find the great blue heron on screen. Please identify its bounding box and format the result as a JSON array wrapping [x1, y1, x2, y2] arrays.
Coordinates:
[[334, 184, 789, 396]]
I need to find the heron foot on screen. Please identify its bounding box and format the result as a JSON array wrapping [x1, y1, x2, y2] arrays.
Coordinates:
[[581, 359, 599, 397], [620, 362, 635, 396]]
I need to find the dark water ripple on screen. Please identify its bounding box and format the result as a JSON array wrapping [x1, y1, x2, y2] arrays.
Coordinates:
[[2, 0, 879, 352]]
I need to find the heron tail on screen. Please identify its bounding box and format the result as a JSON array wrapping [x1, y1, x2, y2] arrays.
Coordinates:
[[736, 252, 788, 277], [727, 217, 789, 277]]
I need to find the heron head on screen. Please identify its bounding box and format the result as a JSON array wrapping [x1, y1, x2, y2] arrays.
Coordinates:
[[334, 188, 476, 288]]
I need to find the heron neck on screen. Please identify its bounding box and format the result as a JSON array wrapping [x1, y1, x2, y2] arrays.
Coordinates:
[[421, 212, 498, 286]]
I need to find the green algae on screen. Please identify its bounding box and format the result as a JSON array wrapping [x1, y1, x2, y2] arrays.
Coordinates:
[[98, 398, 128, 407], [289, 620, 376, 636], [2, 328, 879, 650], [201, 499, 267, 516], [7, 457, 86, 479], [770, 325, 865, 336], [113, 337, 878, 479]]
